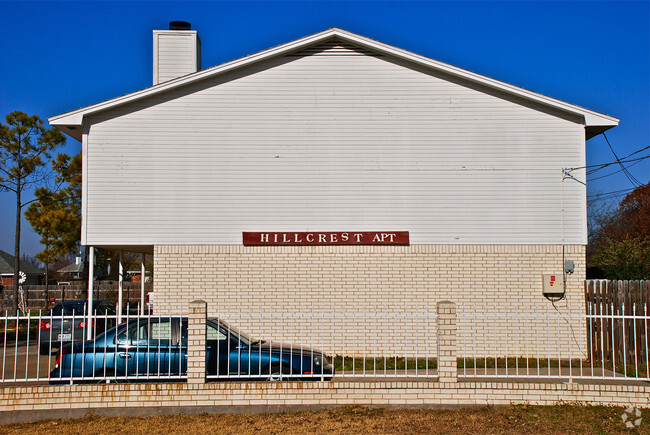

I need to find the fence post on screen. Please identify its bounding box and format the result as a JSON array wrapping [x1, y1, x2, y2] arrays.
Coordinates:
[[188, 300, 207, 384], [437, 301, 458, 383]]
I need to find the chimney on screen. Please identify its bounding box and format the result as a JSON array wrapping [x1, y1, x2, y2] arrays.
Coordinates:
[[153, 21, 201, 85]]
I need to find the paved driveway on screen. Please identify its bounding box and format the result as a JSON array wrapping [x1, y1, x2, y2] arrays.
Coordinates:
[[0, 340, 55, 382]]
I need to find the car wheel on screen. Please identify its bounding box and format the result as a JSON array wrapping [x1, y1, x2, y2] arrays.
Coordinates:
[[39, 344, 51, 355], [91, 369, 123, 384], [265, 363, 290, 382]]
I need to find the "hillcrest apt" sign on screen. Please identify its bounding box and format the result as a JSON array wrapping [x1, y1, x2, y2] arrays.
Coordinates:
[[243, 231, 409, 246]]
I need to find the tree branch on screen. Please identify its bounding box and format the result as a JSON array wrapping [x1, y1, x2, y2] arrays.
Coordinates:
[[0, 182, 17, 193], [21, 197, 40, 208]]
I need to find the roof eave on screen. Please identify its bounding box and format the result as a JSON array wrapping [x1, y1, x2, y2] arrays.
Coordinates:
[[586, 124, 618, 140], [332, 29, 620, 131], [49, 27, 619, 138], [48, 28, 345, 135]]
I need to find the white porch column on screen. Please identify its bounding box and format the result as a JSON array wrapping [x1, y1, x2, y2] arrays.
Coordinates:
[[118, 250, 124, 323], [140, 253, 146, 315], [86, 246, 94, 340]]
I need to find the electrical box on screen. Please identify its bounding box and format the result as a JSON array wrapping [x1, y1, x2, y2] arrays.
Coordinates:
[[542, 274, 564, 296]]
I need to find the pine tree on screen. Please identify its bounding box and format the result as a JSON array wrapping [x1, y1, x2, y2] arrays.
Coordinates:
[[26, 153, 82, 270], [0, 111, 65, 314]]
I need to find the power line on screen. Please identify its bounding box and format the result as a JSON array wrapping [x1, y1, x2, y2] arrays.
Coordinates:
[[564, 154, 648, 188], [587, 186, 637, 205], [587, 158, 647, 181], [587, 187, 634, 199], [568, 145, 650, 173], [613, 145, 650, 161], [602, 132, 643, 187], [586, 154, 649, 175]]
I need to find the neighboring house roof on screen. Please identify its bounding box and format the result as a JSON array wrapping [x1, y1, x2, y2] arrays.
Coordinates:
[[58, 261, 84, 274], [50, 27, 618, 141], [0, 250, 44, 275]]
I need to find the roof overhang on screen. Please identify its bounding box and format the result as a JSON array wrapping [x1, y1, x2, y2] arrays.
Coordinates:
[[50, 27, 619, 142]]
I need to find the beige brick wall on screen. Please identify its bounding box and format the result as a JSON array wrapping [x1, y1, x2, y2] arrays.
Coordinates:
[[154, 244, 586, 357], [1, 380, 648, 423]]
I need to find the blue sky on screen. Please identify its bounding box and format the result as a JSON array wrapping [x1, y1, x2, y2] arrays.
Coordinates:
[[0, 0, 648, 257]]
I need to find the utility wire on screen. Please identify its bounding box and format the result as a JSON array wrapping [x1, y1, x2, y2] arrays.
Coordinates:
[[568, 145, 650, 173], [588, 187, 636, 198], [564, 154, 648, 188], [586, 155, 649, 175], [603, 132, 643, 187], [587, 187, 637, 205], [587, 159, 646, 181]]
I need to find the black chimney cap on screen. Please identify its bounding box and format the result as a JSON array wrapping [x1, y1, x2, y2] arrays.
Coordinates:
[[169, 21, 191, 31]]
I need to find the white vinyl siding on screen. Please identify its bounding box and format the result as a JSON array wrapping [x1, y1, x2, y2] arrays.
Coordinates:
[[153, 32, 200, 84], [84, 44, 587, 246]]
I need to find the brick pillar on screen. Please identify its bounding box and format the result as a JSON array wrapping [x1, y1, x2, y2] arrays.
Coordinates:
[[187, 300, 207, 384], [437, 301, 457, 383]]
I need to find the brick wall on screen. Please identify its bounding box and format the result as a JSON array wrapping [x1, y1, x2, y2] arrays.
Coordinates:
[[1, 290, 647, 424], [154, 244, 586, 356], [1, 381, 648, 423]]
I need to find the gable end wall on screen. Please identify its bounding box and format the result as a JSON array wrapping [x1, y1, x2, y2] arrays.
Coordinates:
[[83, 46, 587, 246]]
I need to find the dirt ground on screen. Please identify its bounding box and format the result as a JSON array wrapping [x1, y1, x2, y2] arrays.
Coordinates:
[[1, 405, 648, 434]]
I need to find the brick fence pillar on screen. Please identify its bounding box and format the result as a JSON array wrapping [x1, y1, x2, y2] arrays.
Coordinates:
[[437, 301, 457, 383], [187, 300, 207, 384]]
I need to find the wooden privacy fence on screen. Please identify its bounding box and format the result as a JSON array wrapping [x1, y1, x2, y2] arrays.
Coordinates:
[[585, 280, 649, 366], [0, 283, 153, 312]]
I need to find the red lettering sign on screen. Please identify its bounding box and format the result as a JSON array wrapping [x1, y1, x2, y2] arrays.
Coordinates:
[[243, 232, 409, 246]]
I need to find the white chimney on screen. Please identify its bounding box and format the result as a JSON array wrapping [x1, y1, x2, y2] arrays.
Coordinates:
[[153, 21, 201, 85]]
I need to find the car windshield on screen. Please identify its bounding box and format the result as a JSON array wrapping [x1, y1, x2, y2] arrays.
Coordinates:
[[209, 317, 257, 346], [49, 303, 89, 316]]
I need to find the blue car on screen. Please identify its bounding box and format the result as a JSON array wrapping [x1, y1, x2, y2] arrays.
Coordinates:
[[50, 317, 333, 383]]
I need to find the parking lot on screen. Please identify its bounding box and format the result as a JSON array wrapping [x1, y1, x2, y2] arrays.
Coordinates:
[[0, 339, 56, 382]]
